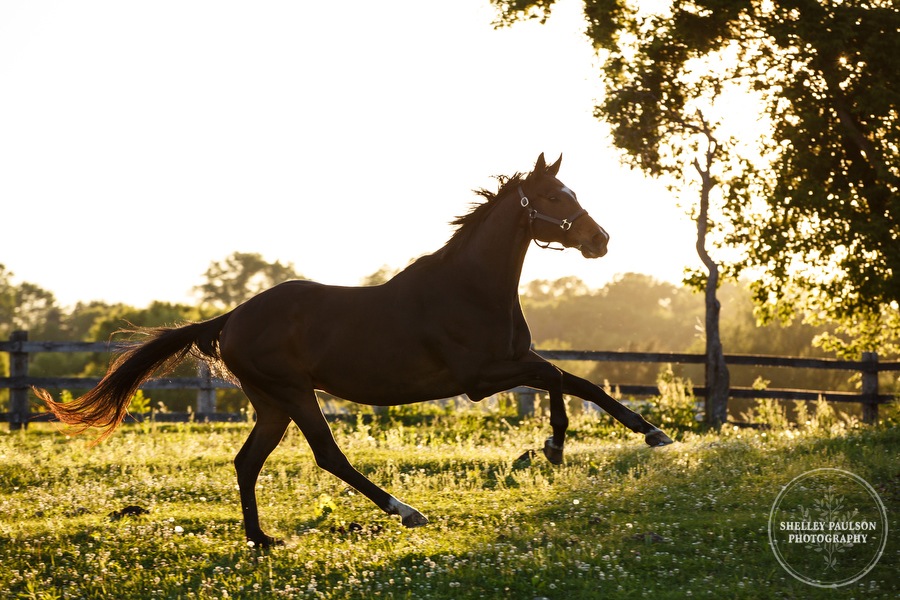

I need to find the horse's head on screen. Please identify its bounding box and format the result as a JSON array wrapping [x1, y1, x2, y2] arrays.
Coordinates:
[[520, 153, 609, 258]]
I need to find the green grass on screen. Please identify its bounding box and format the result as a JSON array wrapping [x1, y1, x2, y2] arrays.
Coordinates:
[[1, 412, 897, 599]]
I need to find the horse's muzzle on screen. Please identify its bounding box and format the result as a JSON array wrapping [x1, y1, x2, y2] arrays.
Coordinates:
[[579, 231, 609, 259]]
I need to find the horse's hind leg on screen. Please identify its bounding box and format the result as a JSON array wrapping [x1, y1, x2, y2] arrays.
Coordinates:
[[273, 383, 429, 528], [234, 394, 291, 547], [562, 371, 674, 446]]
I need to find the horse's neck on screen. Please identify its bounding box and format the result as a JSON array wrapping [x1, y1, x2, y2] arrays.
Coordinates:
[[447, 193, 531, 298]]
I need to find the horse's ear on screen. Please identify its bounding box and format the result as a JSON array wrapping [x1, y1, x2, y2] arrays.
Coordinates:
[[534, 153, 547, 173], [547, 154, 562, 176]]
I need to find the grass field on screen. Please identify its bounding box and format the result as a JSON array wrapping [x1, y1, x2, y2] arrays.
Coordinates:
[[1, 408, 897, 599]]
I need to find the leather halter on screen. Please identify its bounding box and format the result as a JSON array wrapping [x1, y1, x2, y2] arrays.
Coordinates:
[[517, 185, 588, 250]]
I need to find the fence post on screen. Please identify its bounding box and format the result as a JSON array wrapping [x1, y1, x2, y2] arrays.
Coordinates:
[[861, 351, 879, 424], [9, 330, 30, 430], [196, 360, 216, 418], [516, 388, 537, 419]]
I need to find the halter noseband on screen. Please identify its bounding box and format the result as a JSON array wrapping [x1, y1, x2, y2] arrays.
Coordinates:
[[517, 185, 588, 250]]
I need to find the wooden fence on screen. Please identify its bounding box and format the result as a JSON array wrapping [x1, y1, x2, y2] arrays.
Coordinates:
[[1, 330, 897, 429]]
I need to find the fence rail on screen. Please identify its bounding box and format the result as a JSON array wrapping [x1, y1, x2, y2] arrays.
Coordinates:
[[2, 331, 896, 429]]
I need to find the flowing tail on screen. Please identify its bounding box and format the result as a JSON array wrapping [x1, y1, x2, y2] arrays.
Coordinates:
[[35, 313, 232, 441]]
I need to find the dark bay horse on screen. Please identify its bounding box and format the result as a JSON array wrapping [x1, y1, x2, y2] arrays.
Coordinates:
[[39, 153, 673, 547]]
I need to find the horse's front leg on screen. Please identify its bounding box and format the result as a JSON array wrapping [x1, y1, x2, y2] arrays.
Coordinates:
[[463, 357, 569, 464], [543, 387, 567, 464], [558, 368, 674, 447]]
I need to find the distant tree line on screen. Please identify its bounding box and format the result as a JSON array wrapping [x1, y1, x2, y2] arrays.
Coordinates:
[[520, 273, 852, 394], [1, 254, 865, 413]]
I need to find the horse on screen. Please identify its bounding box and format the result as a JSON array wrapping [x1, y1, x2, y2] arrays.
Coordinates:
[[38, 153, 673, 547]]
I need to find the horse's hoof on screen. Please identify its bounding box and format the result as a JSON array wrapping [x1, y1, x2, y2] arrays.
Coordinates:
[[645, 428, 674, 447], [542, 438, 564, 465], [401, 510, 429, 528]]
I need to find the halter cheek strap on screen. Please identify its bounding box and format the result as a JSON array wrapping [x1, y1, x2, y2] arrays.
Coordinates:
[[517, 185, 588, 250]]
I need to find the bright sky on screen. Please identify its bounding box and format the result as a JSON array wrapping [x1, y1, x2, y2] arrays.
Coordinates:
[[0, 0, 699, 308]]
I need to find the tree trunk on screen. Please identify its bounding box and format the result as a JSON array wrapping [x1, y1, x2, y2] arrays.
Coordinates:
[[703, 270, 730, 425], [693, 146, 730, 426]]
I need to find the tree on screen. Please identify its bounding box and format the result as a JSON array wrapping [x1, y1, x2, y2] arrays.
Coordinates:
[[0, 265, 65, 409], [493, 0, 900, 359], [0, 264, 61, 337], [0, 265, 15, 340], [718, 0, 899, 358], [195, 252, 304, 309], [685, 113, 730, 424]]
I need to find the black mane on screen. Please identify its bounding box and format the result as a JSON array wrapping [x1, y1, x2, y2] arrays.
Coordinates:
[[448, 171, 526, 243], [395, 171, 528, 276]]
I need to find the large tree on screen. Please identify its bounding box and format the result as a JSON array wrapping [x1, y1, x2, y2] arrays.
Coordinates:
[[493, 0, 900, 358]]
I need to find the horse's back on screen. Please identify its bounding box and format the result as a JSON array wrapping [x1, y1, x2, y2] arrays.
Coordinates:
[[220, 279, 381, 358], [218, 279, 460, 403]]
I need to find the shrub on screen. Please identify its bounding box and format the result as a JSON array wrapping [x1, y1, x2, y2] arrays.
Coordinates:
[[635, 365, 701, 432]]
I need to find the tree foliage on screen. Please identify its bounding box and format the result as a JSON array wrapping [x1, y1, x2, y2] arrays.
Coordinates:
[[0, 264, 62, 338], [194, 252, 304, 309], [0, 265, 14, 338], [521, 274, 849, 393], [493, 0, 900, 356]]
